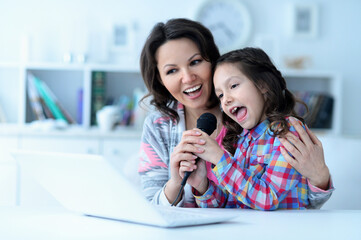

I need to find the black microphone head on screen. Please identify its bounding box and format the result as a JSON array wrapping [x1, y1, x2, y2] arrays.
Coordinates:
[[197, 113, 217, 135]]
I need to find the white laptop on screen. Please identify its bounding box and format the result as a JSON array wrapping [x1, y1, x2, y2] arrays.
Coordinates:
[[12, 150, 239, 227]]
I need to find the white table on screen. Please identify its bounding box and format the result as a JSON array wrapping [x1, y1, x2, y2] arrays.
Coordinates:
[[1, 207, 360, 240]]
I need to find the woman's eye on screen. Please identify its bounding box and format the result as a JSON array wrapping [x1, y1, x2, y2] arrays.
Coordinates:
[[190, 59, 202, 66], [231, 84, 239, 89], [166, 69, 177, 75]]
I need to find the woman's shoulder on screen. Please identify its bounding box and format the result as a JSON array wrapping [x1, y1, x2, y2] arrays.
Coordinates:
[[145, 101, 184, 124], [144, 110, 175, 128]]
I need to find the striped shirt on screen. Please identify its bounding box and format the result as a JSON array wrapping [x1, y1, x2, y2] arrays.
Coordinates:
[[195, 118, 309, 210]]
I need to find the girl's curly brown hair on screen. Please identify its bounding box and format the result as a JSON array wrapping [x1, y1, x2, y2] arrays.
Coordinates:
[[214, 48, 306, 155]]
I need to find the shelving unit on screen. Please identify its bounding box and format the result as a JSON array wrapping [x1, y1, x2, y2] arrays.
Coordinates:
[[0, 62, 343, 206], [0, 63, 343, 134], [282, 69, 342, 135], [0, 62, 145, 128]]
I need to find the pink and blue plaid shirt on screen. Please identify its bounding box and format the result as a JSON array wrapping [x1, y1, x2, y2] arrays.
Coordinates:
[[194, 118, 309, 210]]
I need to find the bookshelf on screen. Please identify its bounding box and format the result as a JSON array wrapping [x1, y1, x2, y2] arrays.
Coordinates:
[[0, 63, 343, 206], [0, 62, 145, 128], [282, 69, 342, 135], [0, 63, 343, 135]]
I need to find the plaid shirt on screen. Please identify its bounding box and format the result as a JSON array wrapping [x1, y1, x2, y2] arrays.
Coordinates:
[[195, 118, 309, 210]]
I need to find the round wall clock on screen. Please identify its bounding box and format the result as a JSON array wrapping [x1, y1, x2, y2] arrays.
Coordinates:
[[194, 0, 252, 53]]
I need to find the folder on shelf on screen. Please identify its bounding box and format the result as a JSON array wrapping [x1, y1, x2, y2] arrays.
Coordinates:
[[41, 81, 75, 124], [27, 74, 46, 121], [32, 76, 67, 122]]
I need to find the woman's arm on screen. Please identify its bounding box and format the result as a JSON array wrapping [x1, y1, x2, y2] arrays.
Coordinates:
[[279, 117, 330, 189], [139, 115, 190, 206], [279, 117, 334, 209]]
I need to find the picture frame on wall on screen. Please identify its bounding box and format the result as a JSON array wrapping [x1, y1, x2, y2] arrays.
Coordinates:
[[290, 3, 319, 39], [110, 22, 135, 52]]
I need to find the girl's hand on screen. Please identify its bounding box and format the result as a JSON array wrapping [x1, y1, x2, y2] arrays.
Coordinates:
[[190, 128, 224, 166], [280, 117, 330, 190]]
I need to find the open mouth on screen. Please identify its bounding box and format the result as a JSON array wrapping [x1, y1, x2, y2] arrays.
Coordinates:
[[183, 84, 202, 96], [230, 106, 247, 122]]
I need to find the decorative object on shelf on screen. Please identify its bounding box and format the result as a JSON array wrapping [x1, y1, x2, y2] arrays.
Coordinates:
[[96, 105, 121, 132], [75, 53, 87, 63], [194, 0, 252, 53], [289, 3, 319, 39], [284, 56, 312, 69], [63, 52, 73, 63]]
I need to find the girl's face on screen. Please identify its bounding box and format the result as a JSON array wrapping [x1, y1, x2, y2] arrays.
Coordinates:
[[156, 38, 212, 110], [214, 63, 267, 130]]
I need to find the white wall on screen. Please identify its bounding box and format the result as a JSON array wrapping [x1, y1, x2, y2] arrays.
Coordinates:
[[0, 0, 360, 135]]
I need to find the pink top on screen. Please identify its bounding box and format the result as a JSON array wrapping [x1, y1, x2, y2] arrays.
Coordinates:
[[205, 126, 227, 185]]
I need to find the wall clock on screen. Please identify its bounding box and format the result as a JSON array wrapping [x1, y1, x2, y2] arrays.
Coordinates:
[[194, 0, 252, 53]]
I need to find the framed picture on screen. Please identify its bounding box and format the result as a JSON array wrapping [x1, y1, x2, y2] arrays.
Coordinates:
[[290, 3, 319, 39], [111, 22, 135, 52]]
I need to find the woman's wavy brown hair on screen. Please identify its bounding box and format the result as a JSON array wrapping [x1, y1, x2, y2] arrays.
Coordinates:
[[215, 48, 306, 155], [140, 18, 220, 122]]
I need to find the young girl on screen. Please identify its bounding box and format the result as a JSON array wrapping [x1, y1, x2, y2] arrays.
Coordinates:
[[180, 47, 309, 210]]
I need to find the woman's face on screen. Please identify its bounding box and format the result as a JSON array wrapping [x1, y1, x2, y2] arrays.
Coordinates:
[[156, 38, 212, 110], [214, 63, 267, 130]]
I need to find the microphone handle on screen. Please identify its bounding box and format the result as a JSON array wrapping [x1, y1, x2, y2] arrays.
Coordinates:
[[181, 156, 200, 186]]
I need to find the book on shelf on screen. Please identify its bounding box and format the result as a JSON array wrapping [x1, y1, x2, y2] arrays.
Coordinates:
[[41, 81, 75, 124], [91, 71, 106, 125], [294, 91, 334, 129], [77, 88, 83, 124], [27, 74, 75, 124], [27, 74, 46, 121]]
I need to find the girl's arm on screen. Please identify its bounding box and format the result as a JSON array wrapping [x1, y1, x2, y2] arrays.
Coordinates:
[[212, 143, 306, 210]]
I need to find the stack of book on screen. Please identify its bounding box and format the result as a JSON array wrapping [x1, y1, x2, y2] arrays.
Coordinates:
[[91, 71, 106, 125], [27, 74, 75, 124], [293, 91, 334, 129]]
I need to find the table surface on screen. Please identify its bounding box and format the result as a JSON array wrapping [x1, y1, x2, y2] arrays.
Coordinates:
[[1, 207, 360, 240]]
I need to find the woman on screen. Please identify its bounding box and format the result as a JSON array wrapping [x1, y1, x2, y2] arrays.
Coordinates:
[[138, 18, 333, 208]]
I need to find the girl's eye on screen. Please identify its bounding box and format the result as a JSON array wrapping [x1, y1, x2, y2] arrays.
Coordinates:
[[217, 93, 223, 99], [231, 84, 239, 89], [190, 59, 202, 66], [166, 69, 177, 75]]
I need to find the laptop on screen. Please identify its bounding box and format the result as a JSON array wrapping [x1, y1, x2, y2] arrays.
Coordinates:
[[12, 150, 239, 227]]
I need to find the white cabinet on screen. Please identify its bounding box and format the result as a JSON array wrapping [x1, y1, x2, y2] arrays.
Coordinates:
[[19, 136, 100, 154], [0, 136, 18, 206], [0, 64, 21, 124], [0, 127, 142, 206], [101, 138, 141, 183]]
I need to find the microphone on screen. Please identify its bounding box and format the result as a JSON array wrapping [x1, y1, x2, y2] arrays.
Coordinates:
[[181, 112, 217, 186]]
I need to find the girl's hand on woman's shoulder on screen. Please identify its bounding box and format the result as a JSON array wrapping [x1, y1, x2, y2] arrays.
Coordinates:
[[279, 117, 330, 190]]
